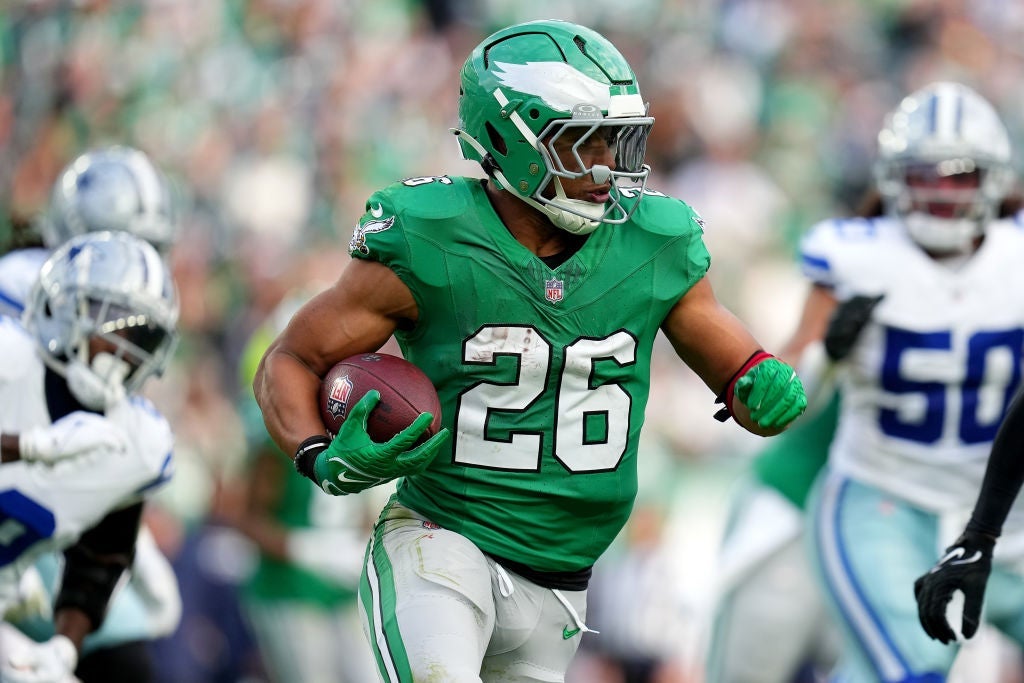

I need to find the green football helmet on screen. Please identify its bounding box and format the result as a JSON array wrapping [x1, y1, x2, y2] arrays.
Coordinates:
[[453, 20, 654, 235]]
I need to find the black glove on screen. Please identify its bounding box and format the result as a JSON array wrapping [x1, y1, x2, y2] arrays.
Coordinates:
[[824, 294, 884, 361], [913, 530, 996, 644]]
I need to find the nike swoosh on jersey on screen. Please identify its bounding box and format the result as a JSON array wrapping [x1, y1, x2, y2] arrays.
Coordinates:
[[370, 203, 384, 218], [562, 626, 581, 640]]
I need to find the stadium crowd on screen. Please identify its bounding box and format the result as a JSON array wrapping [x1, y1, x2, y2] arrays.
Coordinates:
[[4, 0, 1024, 681]]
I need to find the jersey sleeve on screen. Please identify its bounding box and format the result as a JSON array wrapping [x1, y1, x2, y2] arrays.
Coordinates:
[[347, 187, 414, 280], [0, 249, 49, 319], [108, 397, 175, 498], [799, 217, 895, 299], [628, 190, 711, 292], [798, 218, 844, 288], [0, 320, 40, 386], [681, 208, 711, 286]]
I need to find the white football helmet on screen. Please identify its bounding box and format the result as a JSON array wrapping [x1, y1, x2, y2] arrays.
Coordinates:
[[874, 82, 1014, 254], [25, 231, 179, 409], [41, 146, 178, 253]]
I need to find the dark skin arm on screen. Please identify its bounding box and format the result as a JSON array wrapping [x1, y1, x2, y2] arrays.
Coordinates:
[[52, 609, 92, 652], [215, 450, 291, 560], [660, 276, 789, 436], [254, 257, 416, 456], [778, 284, 837, 363], [0, 434, 19, 463]]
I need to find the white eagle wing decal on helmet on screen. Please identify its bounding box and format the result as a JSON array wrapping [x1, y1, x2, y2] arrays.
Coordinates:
[[492, 61, 610, 112]]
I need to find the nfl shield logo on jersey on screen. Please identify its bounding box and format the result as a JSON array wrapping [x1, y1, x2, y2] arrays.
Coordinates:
[[327, 375, 354, 419], [545, 278, 564, 303]]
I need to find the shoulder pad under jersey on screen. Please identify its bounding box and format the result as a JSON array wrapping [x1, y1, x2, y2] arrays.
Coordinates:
[[623, 187, 707, 238], [799, 216, 893, 287], [0, 248, 49, 318], [377, 175, 472, 220], [348, 176, 476, 261]]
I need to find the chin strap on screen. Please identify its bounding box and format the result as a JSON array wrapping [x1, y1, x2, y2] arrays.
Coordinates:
[[451, 128, 602, 235]]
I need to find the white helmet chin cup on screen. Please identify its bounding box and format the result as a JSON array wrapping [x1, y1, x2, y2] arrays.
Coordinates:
[[66, 353, 130, 410], [546, 208, 601, 235], [540, 180, 605, 234], [904, 213, 980, 254]]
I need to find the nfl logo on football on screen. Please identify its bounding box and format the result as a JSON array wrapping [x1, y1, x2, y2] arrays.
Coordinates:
[[545, 278, 564, 303], [327, 375, 354, 419]]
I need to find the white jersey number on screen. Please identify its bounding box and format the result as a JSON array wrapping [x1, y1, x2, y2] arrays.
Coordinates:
[[454, 325, 635, 473]]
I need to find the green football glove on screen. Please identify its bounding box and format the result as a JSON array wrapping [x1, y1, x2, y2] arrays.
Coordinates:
[[734, 357, 807, 429], [306, 390, 450, 496]]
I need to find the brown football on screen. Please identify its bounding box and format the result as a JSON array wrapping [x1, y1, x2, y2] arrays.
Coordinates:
[[319, 352, 442, 443]]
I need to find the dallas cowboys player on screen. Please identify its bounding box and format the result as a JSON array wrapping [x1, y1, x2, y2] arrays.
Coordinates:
[[0, 231, 178, 683], [798, 82, 1024, 681], [255, 20, 806, 682], [0, 146, 181, 681]]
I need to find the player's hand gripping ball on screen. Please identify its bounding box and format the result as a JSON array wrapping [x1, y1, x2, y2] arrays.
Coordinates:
[[319, 353, 442, 442], [310, 353, 448, 496]]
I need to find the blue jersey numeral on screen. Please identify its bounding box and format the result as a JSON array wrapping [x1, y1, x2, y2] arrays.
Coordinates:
[[880, 326, 1023, 444], [0, 490, 56, 566]]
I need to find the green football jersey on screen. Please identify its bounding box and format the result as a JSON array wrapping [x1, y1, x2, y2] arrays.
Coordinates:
[[349, 176, 709, 573]]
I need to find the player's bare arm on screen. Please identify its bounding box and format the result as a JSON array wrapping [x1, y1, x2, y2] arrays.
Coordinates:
[[778, 284, 837, 362], [660, 276, 805, 435], [254, 257, 417, 455]]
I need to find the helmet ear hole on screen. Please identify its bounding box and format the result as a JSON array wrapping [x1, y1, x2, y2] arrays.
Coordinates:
[[485, 122, 508, 156], [528, 109, 540, 120]]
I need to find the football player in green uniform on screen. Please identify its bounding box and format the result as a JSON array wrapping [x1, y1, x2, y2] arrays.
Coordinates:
[[254, 20, 807, 682]]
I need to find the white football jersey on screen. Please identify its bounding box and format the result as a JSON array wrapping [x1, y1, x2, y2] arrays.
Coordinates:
[[0, 316, 173, 605], [801, 216, 1024, 519], [0, 248, 49, 318]]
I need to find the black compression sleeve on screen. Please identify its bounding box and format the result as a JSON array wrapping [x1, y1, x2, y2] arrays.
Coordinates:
[[967, 387, 1024, 538], [55, 502, 143, 630]]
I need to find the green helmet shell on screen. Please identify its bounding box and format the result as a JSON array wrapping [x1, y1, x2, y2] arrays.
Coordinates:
[[457, 20, 648, 198]]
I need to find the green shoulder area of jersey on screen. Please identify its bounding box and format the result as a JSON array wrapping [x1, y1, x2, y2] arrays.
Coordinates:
[[348, 177, 710, 281], [354, 177, 706, 241], [372, 175, 475, 221], [349, 176, 479, 291], [619, 187, 707, 239]]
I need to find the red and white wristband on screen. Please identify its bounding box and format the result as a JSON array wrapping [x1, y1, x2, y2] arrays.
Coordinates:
[[713, 350, 774, 422]]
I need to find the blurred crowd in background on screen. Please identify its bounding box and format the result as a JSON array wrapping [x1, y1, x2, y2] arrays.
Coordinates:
[[5, 0, 1024, 681]]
